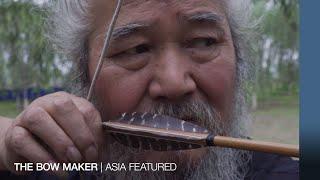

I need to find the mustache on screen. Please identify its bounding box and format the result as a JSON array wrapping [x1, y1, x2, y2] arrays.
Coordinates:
[[148, 99, 224, 134]]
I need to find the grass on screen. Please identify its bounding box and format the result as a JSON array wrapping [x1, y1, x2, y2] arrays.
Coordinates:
[[251, 98, 299, 145], [258, 94, 299, 108], [0, 101, 20, 118]]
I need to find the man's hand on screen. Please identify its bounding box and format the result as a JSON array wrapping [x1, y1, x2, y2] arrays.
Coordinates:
[[0, 92, 103, 174]]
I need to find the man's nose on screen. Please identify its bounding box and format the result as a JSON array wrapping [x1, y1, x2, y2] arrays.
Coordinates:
[[149, 48, 196, 101]]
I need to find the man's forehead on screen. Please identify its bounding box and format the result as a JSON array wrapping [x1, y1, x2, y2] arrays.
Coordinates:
[[93, 0, 225, 6], [91, 0, 227, 34], [120, 0, 225, 7], [88, 0, 229, 49]]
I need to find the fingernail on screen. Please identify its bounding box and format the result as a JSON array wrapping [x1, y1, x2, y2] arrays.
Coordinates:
[[85, 145, 98, 162], [66, 146, 82, 162]]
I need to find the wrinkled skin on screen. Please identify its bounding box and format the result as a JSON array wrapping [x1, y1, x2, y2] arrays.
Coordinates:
[[0, 0, 236, 175], [90, 0, 236, 163]]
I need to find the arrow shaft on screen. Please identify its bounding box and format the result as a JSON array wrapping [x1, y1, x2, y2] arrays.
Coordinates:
[[103, 121, 299, 157], [212, 136, 299, 157]]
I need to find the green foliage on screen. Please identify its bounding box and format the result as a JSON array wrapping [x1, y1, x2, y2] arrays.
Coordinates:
[[0, 0, 63, 90], [0, 101, 19, 118], [252, 0, 299, 104], [0, 0, 300, 109]]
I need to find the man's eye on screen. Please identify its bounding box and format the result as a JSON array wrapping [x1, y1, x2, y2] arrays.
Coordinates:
[[187, 38, 217, 48], [125, 44, 150, 55]]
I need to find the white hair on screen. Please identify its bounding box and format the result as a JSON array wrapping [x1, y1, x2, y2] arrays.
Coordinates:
[[45, 0, 256, 179], [46, 0, 91, 58], [45, 0, 256, 142], [45, 0, 255, 91], [45, 0, 93, 90]]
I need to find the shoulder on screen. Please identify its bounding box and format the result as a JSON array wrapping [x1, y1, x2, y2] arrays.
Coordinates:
[[245, 152, 299, 180]]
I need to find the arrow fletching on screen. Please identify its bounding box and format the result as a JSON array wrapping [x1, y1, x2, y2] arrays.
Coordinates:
[[102, 112, 300, 157], [103, 112, 211, 151]]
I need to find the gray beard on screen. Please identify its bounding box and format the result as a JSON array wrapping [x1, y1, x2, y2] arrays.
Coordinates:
[[90, 91, 252, 180]]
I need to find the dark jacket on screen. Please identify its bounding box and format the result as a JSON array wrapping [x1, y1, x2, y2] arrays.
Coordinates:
[[245, 152, 299, 180]]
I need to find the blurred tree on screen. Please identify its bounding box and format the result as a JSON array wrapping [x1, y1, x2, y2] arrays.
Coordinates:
[[0, 0, 63, 109], [0, 0, 300, 111], [251, 0, 299, 109]]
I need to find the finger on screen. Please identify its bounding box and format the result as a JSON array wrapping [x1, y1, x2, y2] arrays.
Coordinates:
[[3, 140, 28, 175], [9, 126, 56, 164], [71, 97, 103, 138], [48, 97, 98, 162], [18, 107, 82, 163], [6, 126, 65, 176], [71, 97, 106, 158]]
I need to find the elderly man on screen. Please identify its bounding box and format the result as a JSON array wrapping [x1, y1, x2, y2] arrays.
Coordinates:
[[0, 0, 298, 179]]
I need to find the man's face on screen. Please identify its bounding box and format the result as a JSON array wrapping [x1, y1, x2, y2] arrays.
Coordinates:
[[88, 0, 236, 161]]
